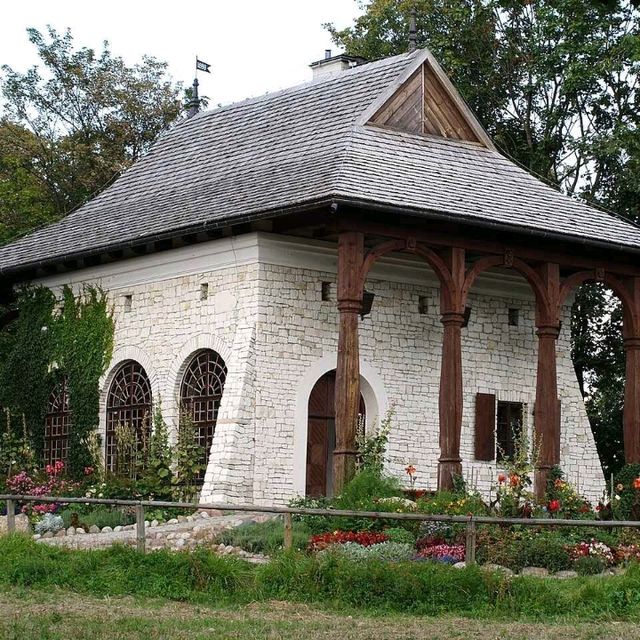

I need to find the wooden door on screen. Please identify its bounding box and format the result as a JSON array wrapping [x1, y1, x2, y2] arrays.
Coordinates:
[[306, 372, 335, 497]]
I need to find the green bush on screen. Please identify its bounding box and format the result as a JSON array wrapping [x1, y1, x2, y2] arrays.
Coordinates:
[[574, 556, 606, 576], [215, 519, 310, 554], [612, 464, 640, 521], [320, 541, 415, 563], [384, 526, 416, 544], [517, 532, 572, 572], [417, 490, 487, 516], [58, 505, 135, 530]]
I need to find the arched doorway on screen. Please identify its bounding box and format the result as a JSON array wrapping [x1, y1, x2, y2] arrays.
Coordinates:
[[306, 370, 364, 497]]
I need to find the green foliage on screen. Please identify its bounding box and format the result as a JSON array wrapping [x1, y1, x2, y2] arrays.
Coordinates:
[[418, 490, 487, 516], [216, 519, 311, 554], [321, 541, 415, 563], [477, 528, 572, 572], [0, 27, 183, 232], [172, 410, 205, 501], [54, 286, 114, 475], [0, 286, 56, 458], [384, 526, 416, 544], [355, 406, 394, 474], [574, 555, 606, 576], [2, 536, 640, 619], [0, 284, 113, 476], [58, 505, 136, 530], [612, 464, 640, 520], [139, 403, 173, 499], [0, 410, 35, 477]]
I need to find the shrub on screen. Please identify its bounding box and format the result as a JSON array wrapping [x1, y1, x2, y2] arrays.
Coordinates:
[[516, 532, 572, 572], [384, 526, 416, 545], [574, 556, 606, 576], [417, 490, 487, 517], [612, 464, 640, 520], [215, 519, 310, 554], [568, 540, 615, 565], [322, 541, 415, 563], [34, 513, 64, 535]]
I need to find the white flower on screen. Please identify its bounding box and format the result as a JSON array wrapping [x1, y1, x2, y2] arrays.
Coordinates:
[[615, 495, 621, 501]]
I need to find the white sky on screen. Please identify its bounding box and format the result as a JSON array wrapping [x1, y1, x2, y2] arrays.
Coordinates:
[[1, 0, 363, 106]]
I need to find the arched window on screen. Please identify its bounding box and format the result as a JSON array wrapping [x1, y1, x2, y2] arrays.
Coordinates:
[[180, 350, 227, 481], [43, 378, 71, 465], [105, 361, 152, 474]]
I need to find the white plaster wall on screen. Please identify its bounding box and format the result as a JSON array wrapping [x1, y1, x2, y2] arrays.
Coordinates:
[[36, 232, 606, 505]]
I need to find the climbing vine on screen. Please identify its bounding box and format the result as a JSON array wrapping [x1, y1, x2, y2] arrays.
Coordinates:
[[0, 286, 56, 459], [54, 286, 114, 475], [0, 284, 114, 476]]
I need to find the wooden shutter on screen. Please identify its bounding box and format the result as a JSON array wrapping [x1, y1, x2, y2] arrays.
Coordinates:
[[475, 393, 496, 461]]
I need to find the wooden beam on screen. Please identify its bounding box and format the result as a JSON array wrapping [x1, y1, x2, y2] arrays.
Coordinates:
[[340, 218, 640, 278]]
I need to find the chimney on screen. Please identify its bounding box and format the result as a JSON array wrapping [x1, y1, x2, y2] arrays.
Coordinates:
[[309, 51, 367, 79]]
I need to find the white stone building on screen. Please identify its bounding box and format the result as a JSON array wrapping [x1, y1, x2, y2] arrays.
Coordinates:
[[3, 49, 640, 505]]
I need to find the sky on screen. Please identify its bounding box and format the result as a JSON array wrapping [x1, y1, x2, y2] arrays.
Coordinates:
[[1, 0, 363, 106]]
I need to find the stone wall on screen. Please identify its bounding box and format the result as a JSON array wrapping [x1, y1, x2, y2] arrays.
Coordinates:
[[37, 232, 606, 505]]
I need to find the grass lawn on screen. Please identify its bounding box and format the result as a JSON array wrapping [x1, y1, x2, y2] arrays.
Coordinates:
[[1, 587, 639, 640]]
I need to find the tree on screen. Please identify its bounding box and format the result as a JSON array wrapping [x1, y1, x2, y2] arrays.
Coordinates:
[[328, 0, 640, 474], [0, 27, 183, 240]]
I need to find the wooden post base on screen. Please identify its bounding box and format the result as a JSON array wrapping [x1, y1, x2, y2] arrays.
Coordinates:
[[332, 449, 358, 495], [437, 458, 462, 490]]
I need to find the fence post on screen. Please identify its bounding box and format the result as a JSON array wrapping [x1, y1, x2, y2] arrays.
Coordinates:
[[135, 503, 146, 554], [6, 499, 15, 534], [465, 516, 476, 565], [283, 512, 293, 550]]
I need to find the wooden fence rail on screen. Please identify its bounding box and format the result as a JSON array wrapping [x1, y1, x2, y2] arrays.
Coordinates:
[[3, 493, 640, 560]]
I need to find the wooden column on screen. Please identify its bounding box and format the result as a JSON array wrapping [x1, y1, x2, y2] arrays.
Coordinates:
[[438, 248, 465, 490], [624, 336, 640, 463], [334, 230, 364, 494], [624, 278, 640, 463], [534, 263, 560, 500]]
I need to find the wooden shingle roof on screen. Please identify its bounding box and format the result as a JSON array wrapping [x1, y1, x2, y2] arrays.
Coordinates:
[[2, 48, 640, 275]]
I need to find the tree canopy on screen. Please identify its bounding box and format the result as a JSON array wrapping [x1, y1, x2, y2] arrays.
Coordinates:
[[0, 27, 183, 244], [328, 0, 640, 476]]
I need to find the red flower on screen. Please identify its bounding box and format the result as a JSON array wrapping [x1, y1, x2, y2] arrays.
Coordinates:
[[308, 530, 389, 551], [83, 466, 94, 476], [548, 499, 561, 513], [633, 477, 640, 490], [497, 473, 506, 484], [405, 465, 417, 477], [509, 474, 520, 487]]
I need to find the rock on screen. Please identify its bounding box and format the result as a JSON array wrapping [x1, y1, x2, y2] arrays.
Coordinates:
[[453, 562, 466, 569], [32, 534, 41, 540], [42, 531, 54, 539], [55, 529, 66, 538], [76, 528, 85, 535], [199, 512, 210, 519], [155, 532, 163, 540], [101, 526, 113, 534], [177, 516, 186, 523], [114, 526, 123, 532], [89, 525, 100, 534], [66, 527, 76, 536], [166, 533, 176, 541], [167, 518, 179, 525], [150, 519, 159, 528], [520, 567, 549, 577], [186, 516, 194, 522], [0, 513, 30, 534], [481, 564, 514, 576], [175, 538, 185, 548], [554, 570, 578, 579], [144, 521, 149, 528]]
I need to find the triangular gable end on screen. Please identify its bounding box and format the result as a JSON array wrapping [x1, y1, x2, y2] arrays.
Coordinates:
[[363, 50, 494, 149]]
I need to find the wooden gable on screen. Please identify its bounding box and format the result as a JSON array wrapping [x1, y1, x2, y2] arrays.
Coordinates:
[[366, 52, 493, 148]]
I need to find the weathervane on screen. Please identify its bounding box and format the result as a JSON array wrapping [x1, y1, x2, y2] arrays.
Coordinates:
[[187, 56, 211, 118]]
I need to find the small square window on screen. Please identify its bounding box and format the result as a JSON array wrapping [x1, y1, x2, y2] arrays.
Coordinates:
[[200, 283, 209, 300], [321, 281, 332, 302], [508, 308, 519, 326], [496, 401, 524, 462], [123, 294, 132, 313], [418, 295, 428, 315]]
